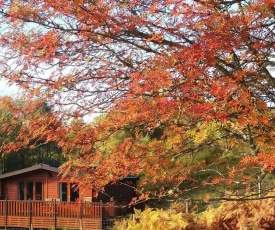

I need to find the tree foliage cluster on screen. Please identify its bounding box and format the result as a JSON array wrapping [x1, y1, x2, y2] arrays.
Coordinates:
[[0, 96, 65, 173], [0, 0, 274, 200]]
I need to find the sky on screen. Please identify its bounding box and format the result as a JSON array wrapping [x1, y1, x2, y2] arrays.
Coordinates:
[[0, 79, 19, 97]]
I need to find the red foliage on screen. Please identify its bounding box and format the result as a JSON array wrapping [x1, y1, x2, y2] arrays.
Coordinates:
[[0, 0, 274, 198]]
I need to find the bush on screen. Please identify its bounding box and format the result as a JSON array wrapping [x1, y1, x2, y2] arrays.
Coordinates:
[[112, 207, 206, 230], [113, 196, 275, 230], [209, 199, 275, 230]]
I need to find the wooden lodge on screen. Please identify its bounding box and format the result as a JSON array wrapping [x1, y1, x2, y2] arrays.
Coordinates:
[[0, 164, 138, 229]]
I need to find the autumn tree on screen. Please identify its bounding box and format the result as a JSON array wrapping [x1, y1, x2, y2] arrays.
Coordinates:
[[0, 0, 275, 200], [0, 96, 66, 172]]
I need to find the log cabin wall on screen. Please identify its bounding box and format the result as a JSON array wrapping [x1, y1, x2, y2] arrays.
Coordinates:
[[1, 170, 53, 200], [0, 170, 93, 201], [0, 164, 137, 204], [46, 171, 59, 199]]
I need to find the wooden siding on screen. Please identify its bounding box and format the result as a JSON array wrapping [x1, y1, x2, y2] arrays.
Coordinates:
[[4, 181, 17, 200], [46, 175, 59, 199], [0, 169, 94, 201], [2, 170, 49, 200], [0, 164, 137, 206], [79, 184, 93, 199]]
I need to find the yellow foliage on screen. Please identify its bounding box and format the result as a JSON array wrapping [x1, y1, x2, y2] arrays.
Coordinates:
[[113, 196, 275, 230], [112, 207, 203, 230], [205, 197, 275, 230]]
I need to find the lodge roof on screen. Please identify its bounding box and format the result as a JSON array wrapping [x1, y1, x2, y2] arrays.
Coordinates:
[[0, 163, 139, 181], [0, 163, 59, 179]]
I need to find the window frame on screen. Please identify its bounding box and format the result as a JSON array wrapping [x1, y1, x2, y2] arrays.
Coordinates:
[[18, 181, 43, 201]]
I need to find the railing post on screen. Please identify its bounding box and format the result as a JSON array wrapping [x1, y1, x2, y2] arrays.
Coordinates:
[[4, 198, 7, 230], [79, 201, 82, 230], [53, 199, 56, 230], [112, 202, 115, 216], [100, 200, 102, 230], [29, 199, 32, 230], [185, 199, 189, 214]]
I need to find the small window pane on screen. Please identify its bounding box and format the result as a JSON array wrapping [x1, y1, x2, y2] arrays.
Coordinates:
[[27, 182, 33, 200], [59, 183, 67, 201], [70, 183, 79, 202], [35, 182, 42, 200], [18, 182, 24, 200]]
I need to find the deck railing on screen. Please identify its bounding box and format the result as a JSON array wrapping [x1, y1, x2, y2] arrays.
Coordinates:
[[0, 199, 104, 217], [0, 199, 122, 229]]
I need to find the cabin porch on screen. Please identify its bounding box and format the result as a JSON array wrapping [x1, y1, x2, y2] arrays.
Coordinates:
[[0, 199, 124, 230]]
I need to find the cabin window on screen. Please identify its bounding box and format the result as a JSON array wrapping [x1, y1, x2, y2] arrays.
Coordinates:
[[59, 182, 79, 202], [19, 182, 24, 200], [27, 182, 33, 200], [35, 182, 42, 200], [18, 182, 43, 200], [70, 183, 79, 202], [59, 182, 68, 201]]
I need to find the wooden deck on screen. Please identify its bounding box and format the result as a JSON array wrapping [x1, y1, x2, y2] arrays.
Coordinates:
[[0, 200, 122, 229]]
